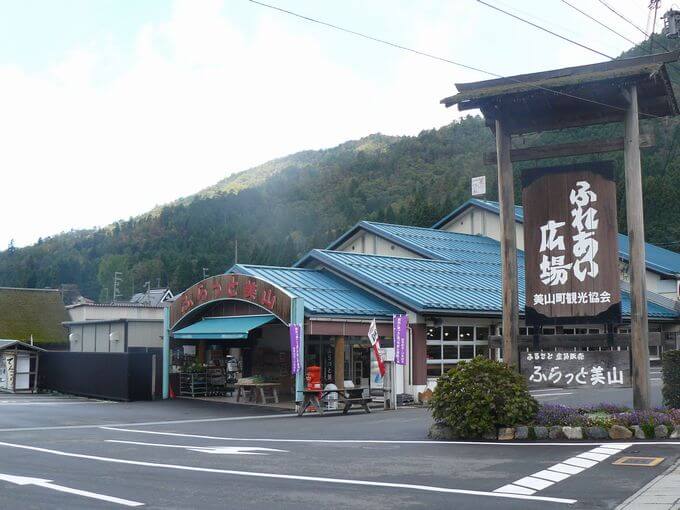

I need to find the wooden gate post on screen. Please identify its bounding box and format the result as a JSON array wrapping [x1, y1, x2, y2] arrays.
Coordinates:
[[623, 84, 651, 410], [495, 118, 520, 369]]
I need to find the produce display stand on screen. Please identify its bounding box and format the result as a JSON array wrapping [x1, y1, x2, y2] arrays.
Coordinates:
[[179, 370, 208, 397]]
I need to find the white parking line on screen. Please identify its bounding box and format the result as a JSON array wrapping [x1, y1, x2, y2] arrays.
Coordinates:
[[106, 440, 288, 455], [0, 441, 576, 504], [531, 392, 574, 398], [494, 443, 631, 497]]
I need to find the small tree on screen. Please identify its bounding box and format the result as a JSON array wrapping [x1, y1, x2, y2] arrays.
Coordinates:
[[429, 356, 538, 438]]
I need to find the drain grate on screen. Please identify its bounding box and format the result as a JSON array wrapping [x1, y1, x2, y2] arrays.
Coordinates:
[[612, 456, 665, 467]]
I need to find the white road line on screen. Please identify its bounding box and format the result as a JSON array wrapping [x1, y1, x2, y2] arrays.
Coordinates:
[[0, 473, 143, 507], [100, 427, 680, 447], [106, 440, 288, 455], [531, 392, 574, 398], [0, 402, 115, 406], [0, 441, 576, 504], [494, 443, 631, 497], [0, 413, 297, 432]]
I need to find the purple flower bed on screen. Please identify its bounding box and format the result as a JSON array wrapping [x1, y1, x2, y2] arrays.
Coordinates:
[[532, 403, 680, 428], [613, 410, 673, 428], [534, 404, 588, 426]]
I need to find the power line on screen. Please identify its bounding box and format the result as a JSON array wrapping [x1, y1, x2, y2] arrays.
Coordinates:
[[597, 0, 649, 38], [476, 0, 614, 60], [247, 0, 662, 119], [560, 0, 637, 45]]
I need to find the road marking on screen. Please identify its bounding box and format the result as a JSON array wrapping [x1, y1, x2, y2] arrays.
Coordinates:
[[0, 440, 576, 504], [106, 440, 288, 455], [494, 443, 631, 497], [0, 413, 297, 432], [0, 401, 115, 406], [531, 392, 574, 398], [101, 426, 680, 447], [0, 473, 143, 507]]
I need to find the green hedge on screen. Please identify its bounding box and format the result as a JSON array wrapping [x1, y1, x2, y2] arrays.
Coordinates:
[[429, 357, 538, 438], [662, 349, 680, 409]]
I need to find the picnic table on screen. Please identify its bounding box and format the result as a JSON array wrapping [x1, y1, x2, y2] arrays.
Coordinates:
[[235, 382, 280, 404], [297, 387, 372, 416]]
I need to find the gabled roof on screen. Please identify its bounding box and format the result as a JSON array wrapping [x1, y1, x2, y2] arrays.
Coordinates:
[[0, 288, 69, 345], [435, 199, 680, 278], [228, 264, 401, 318], [431, 198, 524, 229], [300, 250, 678, 319], [130, 288, 173, 306], [0, 339, 44, 352]]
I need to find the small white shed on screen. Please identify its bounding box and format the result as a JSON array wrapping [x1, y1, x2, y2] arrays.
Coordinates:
[[0, 340, 43, 393]]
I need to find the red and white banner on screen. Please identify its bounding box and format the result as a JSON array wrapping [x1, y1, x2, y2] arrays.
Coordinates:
[[368, 319, 386, 377]]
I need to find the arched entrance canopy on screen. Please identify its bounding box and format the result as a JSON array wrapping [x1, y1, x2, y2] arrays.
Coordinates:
[[169, 274, 294, 330]]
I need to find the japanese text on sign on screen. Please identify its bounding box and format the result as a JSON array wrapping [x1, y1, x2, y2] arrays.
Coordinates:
[[520, 350, 630, 389]]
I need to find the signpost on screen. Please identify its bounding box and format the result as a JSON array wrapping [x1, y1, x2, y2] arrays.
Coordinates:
[[520, 350, 631, 390], [522, 162, 621, 326], [393, 314, 408, 366], [471, 175, 486, 197]]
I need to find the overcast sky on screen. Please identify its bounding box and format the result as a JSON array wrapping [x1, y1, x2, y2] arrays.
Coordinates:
[[0, 0, 662, 248]]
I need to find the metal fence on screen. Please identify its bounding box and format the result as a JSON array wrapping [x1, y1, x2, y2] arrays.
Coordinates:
[[38, 351, 159, 401]]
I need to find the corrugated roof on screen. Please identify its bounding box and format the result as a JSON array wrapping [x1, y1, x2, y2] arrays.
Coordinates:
[[306, 249, 678, 319], [435, 199, 680, 278], [0, 339, 45, 352], [228, 265, 402, 317]]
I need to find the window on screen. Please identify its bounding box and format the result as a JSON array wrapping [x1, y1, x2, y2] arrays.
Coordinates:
[[427, 325, 491, 379], [543, 327, 556, 335]]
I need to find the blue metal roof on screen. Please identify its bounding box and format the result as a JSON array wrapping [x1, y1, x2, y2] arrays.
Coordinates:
[[432, 198, 524, 229], [173, 315, 275, 340], [433, 199, 680, 277], [305, 249, 678, 319], [228, 264, 402, 317]]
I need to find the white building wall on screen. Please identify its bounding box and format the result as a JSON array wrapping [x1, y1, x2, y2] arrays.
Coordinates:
[[337, 231, 423, 259], [127, 321, 163, 349], [67, 305, 163, 322]]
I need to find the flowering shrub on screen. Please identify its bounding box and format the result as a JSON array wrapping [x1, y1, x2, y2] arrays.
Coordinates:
[[429, 357, 538, 438], [580, 402, 630, 414]]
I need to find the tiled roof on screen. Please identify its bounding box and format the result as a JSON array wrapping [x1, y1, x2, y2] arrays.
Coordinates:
[[303, 250, 678, 319], [434, 199, 680, 278], [227, 264, 402, 317]]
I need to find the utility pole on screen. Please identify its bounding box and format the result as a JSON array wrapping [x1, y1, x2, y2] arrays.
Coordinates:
[[495, 118, 520, 369], [649, 0, 661, 53], [624, 85, 651, 410], [234, 239, 238, 265], [113, 272, 123, 302]]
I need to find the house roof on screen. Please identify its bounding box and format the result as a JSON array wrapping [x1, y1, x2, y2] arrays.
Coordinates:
[[228, 264, 402, 318], [300, 250, 678, 319], [0, 288, 69, 345], [0, 339, 45, 352], [130, 288, 173, 307], [436, 199, 680, 278]]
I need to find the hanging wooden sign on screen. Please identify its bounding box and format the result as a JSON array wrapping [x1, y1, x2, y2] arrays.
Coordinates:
[[522, 161, 621, 325]]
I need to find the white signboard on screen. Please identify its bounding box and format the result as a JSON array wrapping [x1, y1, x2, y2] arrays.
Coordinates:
[[471, 176, 486, 197]]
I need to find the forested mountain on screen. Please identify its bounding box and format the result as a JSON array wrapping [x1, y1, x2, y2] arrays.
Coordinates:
[[3, 43, 680, 301]]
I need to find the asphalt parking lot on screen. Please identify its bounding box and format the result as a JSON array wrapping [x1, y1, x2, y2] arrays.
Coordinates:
[[0, 392, 678, 510]]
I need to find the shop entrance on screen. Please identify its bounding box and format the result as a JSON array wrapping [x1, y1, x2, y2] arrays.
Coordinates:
[[169, 315, 295, 407]]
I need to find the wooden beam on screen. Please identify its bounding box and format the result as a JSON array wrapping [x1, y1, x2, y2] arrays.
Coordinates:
[[624, 84, 651, 410], [495, 119, 520, 369], [483, 133, 655, 165]]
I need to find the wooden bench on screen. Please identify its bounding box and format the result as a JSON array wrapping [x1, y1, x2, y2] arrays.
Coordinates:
[[297, 387, 372, 416], [235, 382, 280, 404]]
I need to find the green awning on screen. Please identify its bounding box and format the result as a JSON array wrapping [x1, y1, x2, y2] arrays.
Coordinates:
[[172, 315, 276, 340]]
